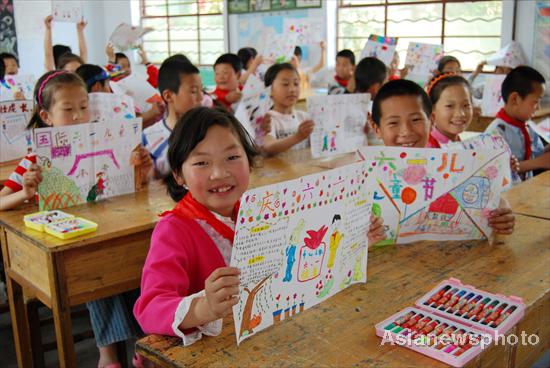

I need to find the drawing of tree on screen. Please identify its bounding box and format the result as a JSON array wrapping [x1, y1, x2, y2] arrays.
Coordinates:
[[239, 274, 272, 337]]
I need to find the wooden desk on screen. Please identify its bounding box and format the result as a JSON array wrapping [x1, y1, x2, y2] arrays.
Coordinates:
[[136, 213, 550, 367], [469, 107, 550, 132], [504, 171, 550, 220], [0, 149, 343, 367]]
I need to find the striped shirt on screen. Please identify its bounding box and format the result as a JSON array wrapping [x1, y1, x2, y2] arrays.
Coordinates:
[[4, 153, 36, 192]]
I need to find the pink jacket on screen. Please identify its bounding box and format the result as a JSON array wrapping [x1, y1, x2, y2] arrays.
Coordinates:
[[133, 213, 226, 336]]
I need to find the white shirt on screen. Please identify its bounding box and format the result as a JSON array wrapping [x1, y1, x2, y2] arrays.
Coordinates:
[[268, 109, 311, 150]]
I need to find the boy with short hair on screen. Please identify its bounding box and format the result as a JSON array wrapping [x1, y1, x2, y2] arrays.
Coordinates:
[[485, 66, 549, 179], [328, 49, 355, 95], [213, 53, 243, 112], [354, 56, 388, 98], [0, 52, 19, 75], [369, 79, 515, 237], [142, 59, 203, 177]]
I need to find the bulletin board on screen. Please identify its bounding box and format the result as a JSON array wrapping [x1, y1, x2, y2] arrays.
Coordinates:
[[229, 0, 321, 14], [0, 0, 19, 57]]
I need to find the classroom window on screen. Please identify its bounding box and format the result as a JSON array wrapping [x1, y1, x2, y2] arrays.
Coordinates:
[[337, 0, 503, 70], [140, 0, 225, 66]]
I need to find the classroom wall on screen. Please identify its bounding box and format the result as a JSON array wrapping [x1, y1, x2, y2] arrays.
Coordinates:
[[12, 0, 135, 76]]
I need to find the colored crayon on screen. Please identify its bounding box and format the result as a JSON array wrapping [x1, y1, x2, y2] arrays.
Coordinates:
[[441, 290, 467, 310], [436, 288, 459, 306], [491, 306, 517, 327], [473, 300, 500, 322], [434, 326, 457, 350], [411, 317, 431, 332], [451, 292, 475, 313], [413, 320, 439, 339], [482, 303, 508, 325], [424, 285, 452, 305], [403, 314, 424, 328], [466, 297, 491, 319], [385, 311, 415, 330], [427, 323, 448, 346], [456, 294, 483, 316]]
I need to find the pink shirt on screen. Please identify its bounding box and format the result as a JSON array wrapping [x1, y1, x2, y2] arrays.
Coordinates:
[[427, 127, 458, 148], [134, 213, 228, 337]]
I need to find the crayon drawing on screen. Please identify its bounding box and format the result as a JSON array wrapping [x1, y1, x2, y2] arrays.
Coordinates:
[[405, 42, 444, 87], [52, 0, 82, 23], [88, 93, 136, 123], [34, 119, 142, 210], [1, 100, 33, 162], [231, 162, 371, 344], [260, 32, 299, 65], [234, 74, 272, 144], [283, 17, 323, 45], [308, 94, 370, 158], [358, 146, 511, 245], [480, 74, 506, 116], [0, 74, 35, 101], [110, 73, 161, 112], [360, 34, 398, 66], [529, 118, 550, 144]]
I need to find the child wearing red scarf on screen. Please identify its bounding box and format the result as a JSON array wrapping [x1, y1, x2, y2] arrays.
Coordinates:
[[134, 107, 259, 345]]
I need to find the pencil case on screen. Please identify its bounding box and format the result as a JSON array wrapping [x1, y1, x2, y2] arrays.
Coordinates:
[[375, 278, 525, 367], [24, 210, 74, 232], [44, 217, 98, 239]]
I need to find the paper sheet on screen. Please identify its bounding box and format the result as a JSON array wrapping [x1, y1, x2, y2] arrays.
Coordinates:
[[234, 74, 272, 144], [0, 74, 35, 101], [358, 146, 511, 245], [308, 93, 370, 158], [231, 161, 371, 344], [0, 100, 33, 162], [360, 34, 398, 66], [110, 73, 161, 112], [486, 41, 526, 68], [528, 118, 550, 144], [480, 74, 506, 116], [404, 42, 444, 87], [52, 0, 82, 23], [34, 119, 142, 210], [88, 93, 136, 123], [109, 23, 154, 51]]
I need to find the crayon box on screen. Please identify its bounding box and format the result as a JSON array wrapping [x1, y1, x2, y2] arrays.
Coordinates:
[[375, 278, 525, 367], [24, 211, 98, 240]]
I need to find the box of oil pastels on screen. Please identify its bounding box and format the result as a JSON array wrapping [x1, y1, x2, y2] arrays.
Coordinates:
[[375, 278, 525, 367]]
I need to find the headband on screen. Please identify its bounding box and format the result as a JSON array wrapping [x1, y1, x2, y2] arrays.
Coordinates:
[[425, 72, 458, 96], [37, 71, 69, 107], [85, 70, 110, 88]]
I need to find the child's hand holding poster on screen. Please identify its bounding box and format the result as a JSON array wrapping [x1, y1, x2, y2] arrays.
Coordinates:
[[360, 34, 398, 66], [231, 162, 371, 344], [0, 100, 33, 162], [308, 94, 370, 158], [34, 119, 142, 210], [88, 92, 136, 123], [405, 42, 444, 87], [234, 74, 272, 144], [480, 74, 506, 116], [110, 73, 161, 113], [357, 146, 511, 245]]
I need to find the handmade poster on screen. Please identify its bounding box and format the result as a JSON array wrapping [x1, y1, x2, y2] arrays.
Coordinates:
[[308, 94, 370, 158], [0, 100, 33, 162], [282, 17, 323, 45], [88, 93, 136, 123], [480, 74, 506, 116], [51, 0, 82, 23], [360, 35, 398, 66], [486, 41, 526, 69], [109, 23, 153, 51], [234, 74, 272, 144], [529, 118, 550, 144], [442, 130, 516, 188], [231, 162, 371, 344], [34, 119, 141, 210], [404, 42, 444, 87], [260, 32, 298, 64], [110, 73, 161, 112], [358, 146, 511, 245], [0, 74, 35, 101]]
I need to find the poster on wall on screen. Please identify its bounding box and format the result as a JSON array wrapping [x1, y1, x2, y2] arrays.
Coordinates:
[[0, 0, 18, 57], [228, 0, 321, 14]]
